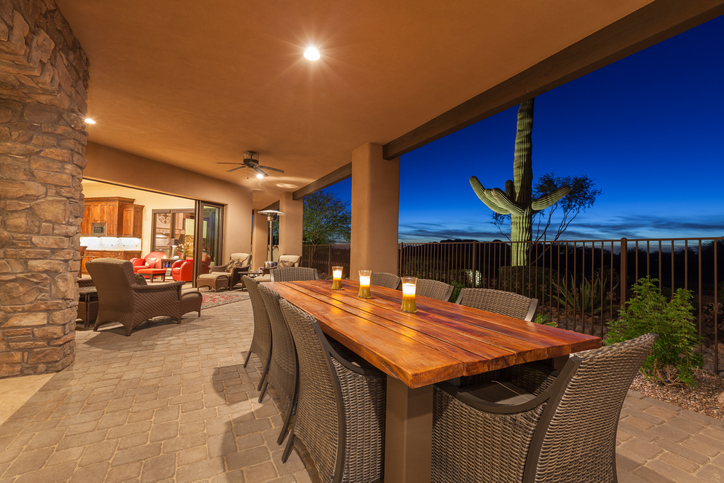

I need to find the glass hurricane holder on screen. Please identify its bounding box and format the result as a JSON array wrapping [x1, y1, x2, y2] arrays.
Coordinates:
[[400, 277, 417, 313], [358, 270, 372, 298], [332, 266, 343, 290]]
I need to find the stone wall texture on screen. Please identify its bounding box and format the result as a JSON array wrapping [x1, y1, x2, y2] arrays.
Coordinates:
[[0, 0, 89, 377]]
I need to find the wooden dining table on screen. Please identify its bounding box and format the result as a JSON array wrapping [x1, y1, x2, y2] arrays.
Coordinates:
[[265, 279, 601, 483]]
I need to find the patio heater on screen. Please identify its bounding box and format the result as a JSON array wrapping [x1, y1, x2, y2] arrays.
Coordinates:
[[258, 209, 284, 268]]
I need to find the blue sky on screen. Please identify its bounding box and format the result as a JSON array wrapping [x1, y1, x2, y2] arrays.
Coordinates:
[[323, 15, 724, 243]]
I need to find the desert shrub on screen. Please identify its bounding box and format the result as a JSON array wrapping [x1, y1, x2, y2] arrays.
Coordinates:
[[605, 277, 702, 387], [498, 266, 559, 299], [553, 273, 616, 316], [533, 313, 556, 327]]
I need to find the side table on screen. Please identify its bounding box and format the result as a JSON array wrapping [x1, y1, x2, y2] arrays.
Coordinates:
[[78, 285, 98, 329]]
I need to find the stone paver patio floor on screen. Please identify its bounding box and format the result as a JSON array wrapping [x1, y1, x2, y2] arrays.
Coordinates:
[[0, 299, 723, 482]]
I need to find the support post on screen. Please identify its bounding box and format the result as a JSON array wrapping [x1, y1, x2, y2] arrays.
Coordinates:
[[350, 143, 400, 280]]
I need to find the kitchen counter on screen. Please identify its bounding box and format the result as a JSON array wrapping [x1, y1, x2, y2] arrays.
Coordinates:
[[80, 250, 142, 276]]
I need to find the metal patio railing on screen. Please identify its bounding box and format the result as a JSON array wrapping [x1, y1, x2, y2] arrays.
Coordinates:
[[301, 238, 723, 372]]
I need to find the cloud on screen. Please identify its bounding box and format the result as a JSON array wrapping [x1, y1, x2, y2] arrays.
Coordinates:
[[398, 214, 724, 243]]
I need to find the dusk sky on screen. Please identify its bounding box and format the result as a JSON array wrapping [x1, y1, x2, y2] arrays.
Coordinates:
[[323, 15, 724, 243]]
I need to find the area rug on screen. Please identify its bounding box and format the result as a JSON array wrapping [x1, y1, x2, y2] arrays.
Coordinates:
[[201, 291, 250, 309]]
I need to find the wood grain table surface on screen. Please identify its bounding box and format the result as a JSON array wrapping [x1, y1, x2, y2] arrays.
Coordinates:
[[264, 279, 601, 388]]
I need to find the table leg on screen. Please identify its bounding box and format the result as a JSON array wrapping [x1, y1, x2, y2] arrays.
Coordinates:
[[384, 376, 433, 483], [84, 292, 91, 329]]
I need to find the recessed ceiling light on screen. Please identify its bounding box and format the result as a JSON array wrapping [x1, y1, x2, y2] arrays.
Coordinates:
[[84, 118, 96, 124], [276, 183, 298, 189], [304, 46, 320, 61]]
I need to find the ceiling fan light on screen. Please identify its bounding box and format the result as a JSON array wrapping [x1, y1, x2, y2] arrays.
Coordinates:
[[304, 46, 320, 61], [256, 173, 264, 179]]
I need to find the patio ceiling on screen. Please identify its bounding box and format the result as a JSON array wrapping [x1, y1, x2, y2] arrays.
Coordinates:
[[53, 0, 711, 209]]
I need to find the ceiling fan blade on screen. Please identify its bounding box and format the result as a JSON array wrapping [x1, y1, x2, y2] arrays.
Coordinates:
[[258, 165, 284, 173], [253, 167, 268, 178], [217, 162, 243, 165], [226, 166, 245, 172]]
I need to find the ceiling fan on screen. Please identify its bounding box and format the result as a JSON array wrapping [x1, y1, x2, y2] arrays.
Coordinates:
[[217, 151, 284, 178]]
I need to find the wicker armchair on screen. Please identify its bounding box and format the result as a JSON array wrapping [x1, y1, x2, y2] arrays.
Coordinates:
[[416, 279, 455, 302], [456, 287, 538, 321], [271, 267, 319, 282], [370, 272, 401, 289], [242, 276, 273, 397], [279, 299, 387, 482], [85, 258, 201, 336], [258, 285, 299, 445], [432, 333, 657, 483]]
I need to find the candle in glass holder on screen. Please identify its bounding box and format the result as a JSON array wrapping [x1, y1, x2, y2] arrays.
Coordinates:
[[400, 276, 417, 313], [358, 270, 372, 298], [332, 266, 343, 290]]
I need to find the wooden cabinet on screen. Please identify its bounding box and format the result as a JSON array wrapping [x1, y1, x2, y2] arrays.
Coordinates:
[[81, 197, 144, 237], [120, 204, 144, 237]]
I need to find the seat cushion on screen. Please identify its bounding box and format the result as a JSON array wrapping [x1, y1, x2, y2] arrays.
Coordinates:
[[198, 272, 229, 280], [463, 381, 535, 406]]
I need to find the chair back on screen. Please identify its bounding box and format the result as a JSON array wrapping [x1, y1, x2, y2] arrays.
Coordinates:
[[526, 333, 657, 482], [370, 272, 400, 290], [456, 288, 538, 321], [258, 285, 298, 420], [271, 267, 319, 282], [242, 276, 273, 367], [416, 279, 454, 301], [230, 252, 251, 268], [279, 299, 343, 482], [85, 258, 137, 311], [278, 255, 302, 267]]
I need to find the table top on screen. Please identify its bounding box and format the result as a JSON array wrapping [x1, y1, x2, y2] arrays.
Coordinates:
[[78, 286, 97, 295], [265, 280, 601, 389]]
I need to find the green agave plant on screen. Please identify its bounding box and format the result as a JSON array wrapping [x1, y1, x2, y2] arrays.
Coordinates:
[[553, 274, 616, 316]]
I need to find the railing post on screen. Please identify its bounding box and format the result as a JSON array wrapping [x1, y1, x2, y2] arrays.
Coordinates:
[[472, 241, 478, 288], [399, 242, 403, 275], [620, 237, 627, 308]]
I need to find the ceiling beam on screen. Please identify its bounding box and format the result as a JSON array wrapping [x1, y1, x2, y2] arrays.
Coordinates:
[[293, 163, 352, 200], [383, 0, 724, 160]]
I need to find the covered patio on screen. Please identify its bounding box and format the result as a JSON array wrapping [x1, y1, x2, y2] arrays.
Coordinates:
[[0, 302, 723, 482], [2, 0, 724, 481]]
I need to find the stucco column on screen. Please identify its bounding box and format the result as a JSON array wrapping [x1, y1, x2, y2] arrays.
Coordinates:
[[0, 1, 89, 377], [350, 143, 400, 280], [251, 211, 269, 270], [279, 192, 303, 258]]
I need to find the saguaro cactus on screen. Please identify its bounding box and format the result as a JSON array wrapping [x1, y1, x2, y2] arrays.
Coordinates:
[[470, 98, 570, 265]]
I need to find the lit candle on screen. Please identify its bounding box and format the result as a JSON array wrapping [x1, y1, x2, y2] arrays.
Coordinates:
[[358, 270, 372, 298], [332, 266, 343, 290], [400, 276, 417, 313]]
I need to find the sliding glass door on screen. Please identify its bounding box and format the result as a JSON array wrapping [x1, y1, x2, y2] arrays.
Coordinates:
[[193, 201, 224, 282]]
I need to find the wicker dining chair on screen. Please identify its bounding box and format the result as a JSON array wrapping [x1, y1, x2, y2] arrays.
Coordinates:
[[85, 258, 201, 336], [242, 276, 273, 399], [271, 267, 319, 282], [279, 299, 387, 482], [456, 287, 538, 321], [416, 279, 455, 302], [432, 333, 657, 483], [370, 271, 401, 289], [258, 285, 299, 445]]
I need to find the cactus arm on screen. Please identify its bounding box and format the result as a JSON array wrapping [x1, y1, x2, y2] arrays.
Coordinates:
[[470, 176, 510, 214], [490, 188, 524, 215], [531, 185, 571, 212], [504, 179, 516, 199]]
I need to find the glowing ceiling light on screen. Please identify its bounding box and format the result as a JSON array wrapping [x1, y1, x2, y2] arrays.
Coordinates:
[[256, 173, 264, 179], [84, 118, 96, 124], [304, 46, 320, 61]]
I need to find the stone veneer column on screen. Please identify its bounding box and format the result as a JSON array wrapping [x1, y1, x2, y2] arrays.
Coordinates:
[[350, 143, 400, 280], [0, 0, 89, 377]]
